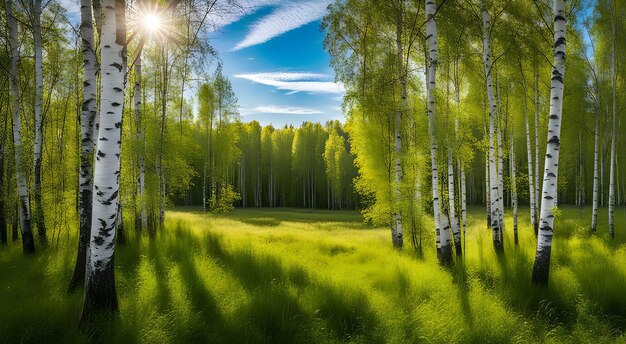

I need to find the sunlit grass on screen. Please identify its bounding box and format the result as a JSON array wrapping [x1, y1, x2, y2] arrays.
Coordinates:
[[0, 206, 625, 343]]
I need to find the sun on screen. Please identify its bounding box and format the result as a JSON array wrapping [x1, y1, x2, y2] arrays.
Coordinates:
[[143, 13, 162, 32]]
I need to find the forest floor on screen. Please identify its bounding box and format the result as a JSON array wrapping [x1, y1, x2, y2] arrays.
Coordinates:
[[1, 206, 626, 343]]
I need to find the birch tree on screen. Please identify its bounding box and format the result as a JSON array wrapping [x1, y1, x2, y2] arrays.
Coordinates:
[[69, 0, 99, 291], [531, 0, 567, 285], [32, 0, 46, 245], [608, 3, 616, 239], [584, 25, 600, 233], [426, 0, 452, 262], [81, 0, 125, 319], [481, 0, 503, 251], [5, 0, 35, 253], [519, 60, 537, 236]]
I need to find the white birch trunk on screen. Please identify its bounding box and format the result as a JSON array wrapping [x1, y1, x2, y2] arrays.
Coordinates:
[[511, 120, 518, 244], [520, 61, 537, 235], [609, 8, 616, 239], [531, 0, 566, 285], [392, 7, 405, 248], [81, 0, 124, 318], [591, 79, 599, 232], [448, 150, 461, 256], [5, 0, 35, 253], [526, 93, 537, 235], [134, 51, 147, 231], [534, 65, 541, 222], [496, 112, 504, 237], [70, 0, 99, 291], [426, 0, 451, 262], [481, 0, 503, 251], [32, 0, 46, 244]]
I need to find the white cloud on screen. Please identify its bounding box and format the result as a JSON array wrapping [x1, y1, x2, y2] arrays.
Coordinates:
[[57, 0, 81, 18], [239, 105, 323, 115], [255, 105, 322, 114], [234, 72, 345, 94], [233, 0, 332, 51]]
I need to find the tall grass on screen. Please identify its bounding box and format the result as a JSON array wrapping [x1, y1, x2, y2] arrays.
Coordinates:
[[0, 206, 625, 343]]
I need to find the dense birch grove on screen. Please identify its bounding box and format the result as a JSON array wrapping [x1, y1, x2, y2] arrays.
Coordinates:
[[0, 0, 625, 324]]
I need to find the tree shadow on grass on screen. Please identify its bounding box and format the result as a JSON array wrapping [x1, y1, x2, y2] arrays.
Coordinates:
[[450, 262, 473, 327], [198, 229, 383, 344]]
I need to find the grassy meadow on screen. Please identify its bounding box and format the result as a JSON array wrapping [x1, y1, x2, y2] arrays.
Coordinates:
[[1, 206, 626, 343]]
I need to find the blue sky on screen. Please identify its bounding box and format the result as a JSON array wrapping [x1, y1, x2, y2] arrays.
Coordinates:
[[60, 0, 344, 128], [208, 0, 344, 127]]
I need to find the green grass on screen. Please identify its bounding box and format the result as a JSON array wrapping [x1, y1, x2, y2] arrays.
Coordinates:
[[1, 206, 626, 343]]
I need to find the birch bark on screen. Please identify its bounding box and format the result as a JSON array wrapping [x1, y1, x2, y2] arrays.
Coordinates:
[[531, 0, 566, 285], [520, 62, 537, 235], [481, 0, 503, 251], [32, 0, 46, 245], [69, 0, 99, 291], [5, 0, 35, 253], [609, 6, 616, 239], [426, 0, 451, 262], [81, 0, 125, 318]]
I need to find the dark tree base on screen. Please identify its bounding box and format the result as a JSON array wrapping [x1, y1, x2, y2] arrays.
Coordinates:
[[70, 188, 92, 292], [493, 241, 504, 255], [531, 247, 551, 285], [80, 259, 118, 323], [22, 229, 35, 254], [454, 241, 462, 257], [68, 243, 87, 292], [438, 244, 453, 265]]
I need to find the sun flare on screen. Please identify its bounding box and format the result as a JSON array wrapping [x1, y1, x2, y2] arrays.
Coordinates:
[[143, 13, 161, 32]]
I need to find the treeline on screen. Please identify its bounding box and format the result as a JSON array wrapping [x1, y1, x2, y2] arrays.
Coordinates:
[[180, 114, 359, 211]]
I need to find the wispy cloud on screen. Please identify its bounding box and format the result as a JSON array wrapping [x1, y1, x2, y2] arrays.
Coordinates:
[[239, 105, 323, 115], [234, 72, 345, 94], [233, 0, 332, 51]]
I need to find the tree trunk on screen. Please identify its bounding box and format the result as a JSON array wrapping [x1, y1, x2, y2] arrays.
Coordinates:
[[135, 51, 147, 231], [534, 64, 540, 222], [609, 7, 616, 239], [69, 0, 99, 292], [531, 0, 566, 285], [391, 7, 405, 248], [481, 0, 503, 252], [496, 110, 504, 240], [32, 0, 46, 245], [510, 118, 518, 244], [81, 0, 124, 320], [5, 0, 35, 254], [426, 0, 451, 262], [448, 150, 461, 256], [520, 61, 537, 236]]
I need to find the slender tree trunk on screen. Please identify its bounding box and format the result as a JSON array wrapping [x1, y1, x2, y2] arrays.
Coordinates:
[[135, 51, 147, 231], [426, 0, 451, 262], [531, 0, 566, 285], [534, 64, 540, 222], [5, 0, 35, 253], [510, 118, 518, 244], [32, 0, 46, 245], [392, 7, 405, 248], [609, 7, 616, 239], [81, 0, 125, 319], [496, 111, 504, 240], [448, 150, 461, 256], [69, 0, 99, 292], [520, 62, 537, 236], [481, 0, 502, 251]]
